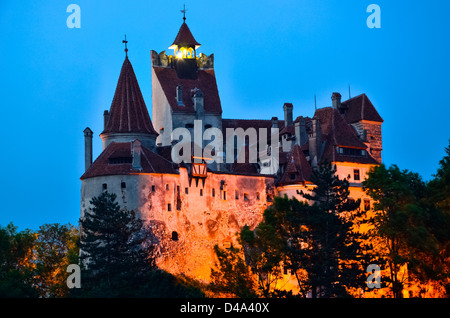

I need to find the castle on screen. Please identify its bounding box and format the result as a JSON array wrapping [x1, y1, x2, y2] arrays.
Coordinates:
[[80, 17, 383, 285]]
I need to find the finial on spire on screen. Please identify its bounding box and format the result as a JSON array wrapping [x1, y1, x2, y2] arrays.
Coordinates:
[[122, 34, 128, 57], [181, 4, 187, 22]]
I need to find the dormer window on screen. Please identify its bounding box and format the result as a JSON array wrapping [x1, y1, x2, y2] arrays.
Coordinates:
[[176, 84, 183, 105], [337, 147, 366, 157]]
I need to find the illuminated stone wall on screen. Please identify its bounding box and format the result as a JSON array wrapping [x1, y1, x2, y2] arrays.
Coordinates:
[[136, 168, 274, 282]]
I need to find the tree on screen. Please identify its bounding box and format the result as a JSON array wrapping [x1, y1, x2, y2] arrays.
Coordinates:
[[237, 162, 368, 298], [77, 191, 204, 298], [299, 161, 368, 297], [255, 196, 313, 297], [210, 244, 256, 298], [420, 140, 450, 295], [78, 191, 156, 297], [0, 223, 38, 297], [34, 223, 79, 297], [240, 223, 287, 297], [429, 139, 450, 213], [363, 164, 430, 297]]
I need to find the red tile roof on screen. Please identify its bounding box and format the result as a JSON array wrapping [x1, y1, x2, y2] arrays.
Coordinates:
[[341, 93, 383, 123], [314, 107, 367, 149], [171, 22, 201, 47], [278, 144, 312, 185], [80, 141, 178, 180], [153, 66, 222, 114], [314, 107, 379, 165], [102, 57, 158, 135], [279, 125, 294, 136]]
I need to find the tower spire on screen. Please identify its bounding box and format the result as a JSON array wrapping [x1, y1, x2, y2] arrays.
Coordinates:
[[122, 34, 128, 57], [181, 4, 187, 22]]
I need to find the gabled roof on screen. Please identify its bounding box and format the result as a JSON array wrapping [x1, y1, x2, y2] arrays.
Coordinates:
[[314, 107, 367, 149], [153, 67, 222, 114], [314, 107, 379, 165], [341, 93, 383, 123], [102, 57, 158, 135], [80, 141, 178, 180], [278, 144, 312, 185], [170, 22, 201, 48]]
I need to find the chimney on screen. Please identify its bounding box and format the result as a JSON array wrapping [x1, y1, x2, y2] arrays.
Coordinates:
[[192, 88, 204, 116], [103, 110, 109, 129], [131, 139, 142, 171], [271, 117, 278, 129], [83, 127, 93, 171], [331, 92, 342, 109], [176, 84, 183, 105], [294, 117, 307, 146], [308, 118, 322, 168], [283, 103, 293, 127]]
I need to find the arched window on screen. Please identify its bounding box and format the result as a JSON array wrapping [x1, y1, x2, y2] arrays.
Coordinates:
[[171, 231, 179, 241]]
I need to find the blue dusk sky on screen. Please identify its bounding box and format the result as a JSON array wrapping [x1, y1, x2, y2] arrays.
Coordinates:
[[0, 0, 449, 230]]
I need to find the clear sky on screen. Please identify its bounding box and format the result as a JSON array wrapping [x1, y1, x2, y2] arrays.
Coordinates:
[[0, 0, 449, 230]]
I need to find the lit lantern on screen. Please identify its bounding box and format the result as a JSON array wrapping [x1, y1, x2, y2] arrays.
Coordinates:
[[191, 162, 207, 177], [169, 22, 200, 60]]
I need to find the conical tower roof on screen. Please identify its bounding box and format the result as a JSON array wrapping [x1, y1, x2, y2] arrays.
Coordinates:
[[102, 56, 157, 135], [170, 22, 201, 49]]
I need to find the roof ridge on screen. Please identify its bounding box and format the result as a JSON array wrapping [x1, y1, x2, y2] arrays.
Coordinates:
[[341, 93, 365, 104]]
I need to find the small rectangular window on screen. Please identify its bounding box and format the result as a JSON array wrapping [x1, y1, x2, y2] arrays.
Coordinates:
[[166, 184, 169, 191], [200, 189, 203, 196], [102, 183, 107, 191], [151, 185, 156, 192], [185, 187, 189, 194], [354, 169, 360, 181], [212, 188, 215, 197], [235, 190, 239, 200], [121, 182, 126, 189], [168, 203, 172, 211], [222, 191, 227, 200]]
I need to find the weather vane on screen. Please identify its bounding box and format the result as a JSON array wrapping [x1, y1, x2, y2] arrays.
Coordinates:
[[181, 4, 187, 21], [122, 34, 128, 57]]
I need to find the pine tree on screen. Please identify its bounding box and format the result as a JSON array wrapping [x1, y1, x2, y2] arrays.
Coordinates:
[[237, 162, 368, 298], [300, 161, 368, 297], [78, 191, 155, 297]]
